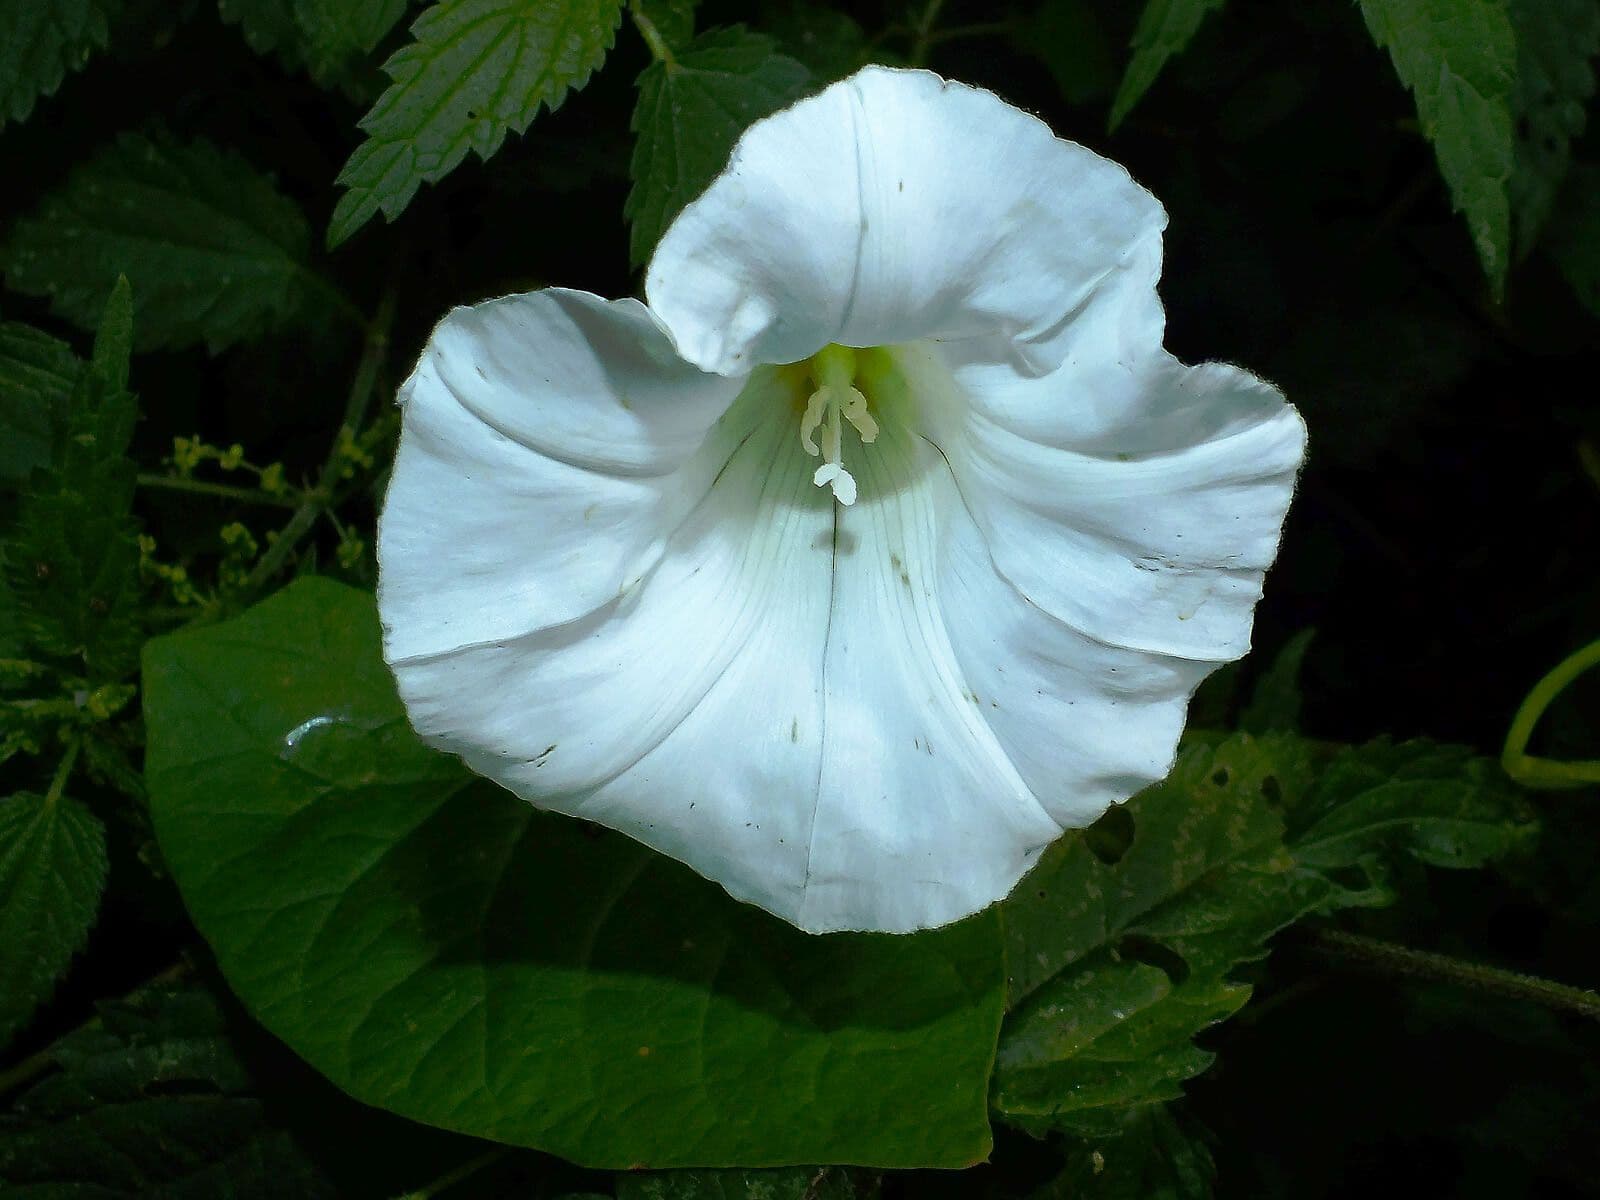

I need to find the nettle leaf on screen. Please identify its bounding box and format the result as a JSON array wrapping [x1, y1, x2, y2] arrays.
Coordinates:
[[1507, 0, 1600, 257], [1287, 738, 1537, 907], [0, 321, 81, 487], [0, 982, 339, 1197], [1358, 0, 1516, 295], [627, 28, 810, 267], [1031, 1107, 1217, 1200], [766, 6, 872, 82], [1239, 628, 1315, 735], [1109, 0, 1226, 130], [992, 735, 1329, 1137], [2, 133, 327, 353], [142, 577, 1005, 1168], [3, 281, 143, 676], [0, 0, 119, 128], [329, 0, 626, 247], [618, 1168, 864, 1200], [0, 790, 108, 1047], [222, 0, 411, 81], [632, 0, 695, 52], [1547, 161, 1600, 317]]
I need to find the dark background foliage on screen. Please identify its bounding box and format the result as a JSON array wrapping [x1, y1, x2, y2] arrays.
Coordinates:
[[2, 0, 1598, 1197]]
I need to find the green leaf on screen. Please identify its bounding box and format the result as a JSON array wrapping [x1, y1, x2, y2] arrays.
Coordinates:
[[328, 0, 625, 247], [2, 133, 328, 353], [992, 735, 1328, 1136], [626, 27, 810, 267], [1287, 739, 1537, 906], [0, 321, 81, 487], [617, 1168, 864, 1200], [0, 982, 339, 1197], [0, 789, 108, 1047], [1239, 629, 1315, 734], [765, 5, 871, 81], [3, 284, 142, 675], [1030, 1107, 1217, 1200], [222, 0, 411, 80], [1546, 161, 1600, 317], [632, 0, 695, 52], [1016, 0, 1117, 108], [1109, 0, 1227, 130], [142, 577, 1005, 1168], [1507, 0, 1600, 257], [1357, 0, 1517, 295], [0, 0, 118, 128]]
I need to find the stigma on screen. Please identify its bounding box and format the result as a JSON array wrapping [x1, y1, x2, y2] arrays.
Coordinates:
[[799, 345, 879, 505]]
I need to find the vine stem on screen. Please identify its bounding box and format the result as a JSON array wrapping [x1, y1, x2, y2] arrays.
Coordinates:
[[1500, 637, 1600, 789], [394, 1148, 512, 1200], [908, 0, 946, 66], [630, 1, 676, 67], [1307, 929, 1600, 1022], [241, 288, 396, 594], [136, 474, 299, 508], [44, 737, 81, 806]]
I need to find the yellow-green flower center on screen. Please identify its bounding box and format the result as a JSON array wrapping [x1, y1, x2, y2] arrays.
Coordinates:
[[795, 345, 909, 506]]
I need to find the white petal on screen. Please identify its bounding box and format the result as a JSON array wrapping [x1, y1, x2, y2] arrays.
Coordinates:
[[906, 339, 1307, 663], [646, 66, 1164, 377], [377, 289, 747, 662]]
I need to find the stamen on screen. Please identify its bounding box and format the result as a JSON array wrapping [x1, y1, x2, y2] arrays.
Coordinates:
[[798, 347, 878, 506]]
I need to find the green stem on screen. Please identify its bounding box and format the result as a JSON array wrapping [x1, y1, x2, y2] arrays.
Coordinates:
[[395, 1148, 512, 1200], [136, 473, 299, 508], [1309, 929, 1600, 1022], [44, 737, 81, 806], [630, 2, 676, 67], [1501, 637, 1600, 789], [242, 289, 396, 594], [908, 0, 946, 66]]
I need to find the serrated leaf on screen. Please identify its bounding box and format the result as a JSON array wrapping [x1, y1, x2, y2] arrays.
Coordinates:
[[626, 27, 810, 267], [1239, 628, 1314, 734], [0, 983, 339, 1197], [1030, 1107, 1217, 1200], [0, 322, 81, 487], [1358, 0, 1516, 295], [2, 133, 327, 353], [224, 0, 410, 80], [328, 0, 625, 246], [142, 576, 1006, 1168], [0, 0, 119, 128], [618, 1168, 864, 1200], [992, 735, 1330, 1136], [1508, 0, 1600, 257], [1288, 739, 1537, 906], [632, 0, 694, 52], [0, 790, 108, 1047], [765, 5, 870, 81], [1109, 0, 1226, 130]]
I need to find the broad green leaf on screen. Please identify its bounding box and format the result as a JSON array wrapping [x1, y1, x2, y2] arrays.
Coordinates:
[[766, 6, 872, 81], [627, 27, 810, 267], [1358, 0, 1516, 295], [2, 134, 327, 352], [1546, 162, 1600, 317], [0, 0, 118, 127], [1108, 0, 1226, 130], [992, 735, 1329, 1136], [0, 790, 108, 1047], [1508, 0, 1600, 257], [632, 0, 695, 52], [0, 321, 80, 486], [0, 982, 339, 1197], [1030, 1107, 1216, 1200], [329, 0, 625, 246], [1287, 739, 1536, 906], [142, 577, 1005, 1168], [618, 1168, 863, 1200], [222, 0, 410, 80], [1016, 0, 1117, 107], [1239, 628, 1315, 734]]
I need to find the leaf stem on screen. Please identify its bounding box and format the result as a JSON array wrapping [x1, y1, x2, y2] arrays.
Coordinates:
[[395, 1148, 512, 1200], [1500, 637, 1600, 789], [241, 289, 396, 594], [136, 473, 300, 508], [630, 2, 676, 68], [1307, 929, 1600, 1022], [44, 737, 81, 807], [908, 0, 947, 67]]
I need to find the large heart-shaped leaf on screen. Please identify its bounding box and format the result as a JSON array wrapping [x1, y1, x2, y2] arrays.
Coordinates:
[[142, 577, 1003, 1168]]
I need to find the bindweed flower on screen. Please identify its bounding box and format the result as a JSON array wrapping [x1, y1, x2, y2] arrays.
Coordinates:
[[377, 66, 1306, 935]]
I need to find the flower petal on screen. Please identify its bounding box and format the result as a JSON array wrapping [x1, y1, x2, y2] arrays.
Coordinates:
[[378, 289, 747, 662], [646, 66, 1164, 377]]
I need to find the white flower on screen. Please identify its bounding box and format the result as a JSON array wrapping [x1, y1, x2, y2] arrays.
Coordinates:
[[376, 66, 1306, 935]]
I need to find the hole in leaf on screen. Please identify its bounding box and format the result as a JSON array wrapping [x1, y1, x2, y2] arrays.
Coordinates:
[[1211, 768, 1230, 787], [1083, 804, 1134, 865], [1116, 934, 1190, 986]]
